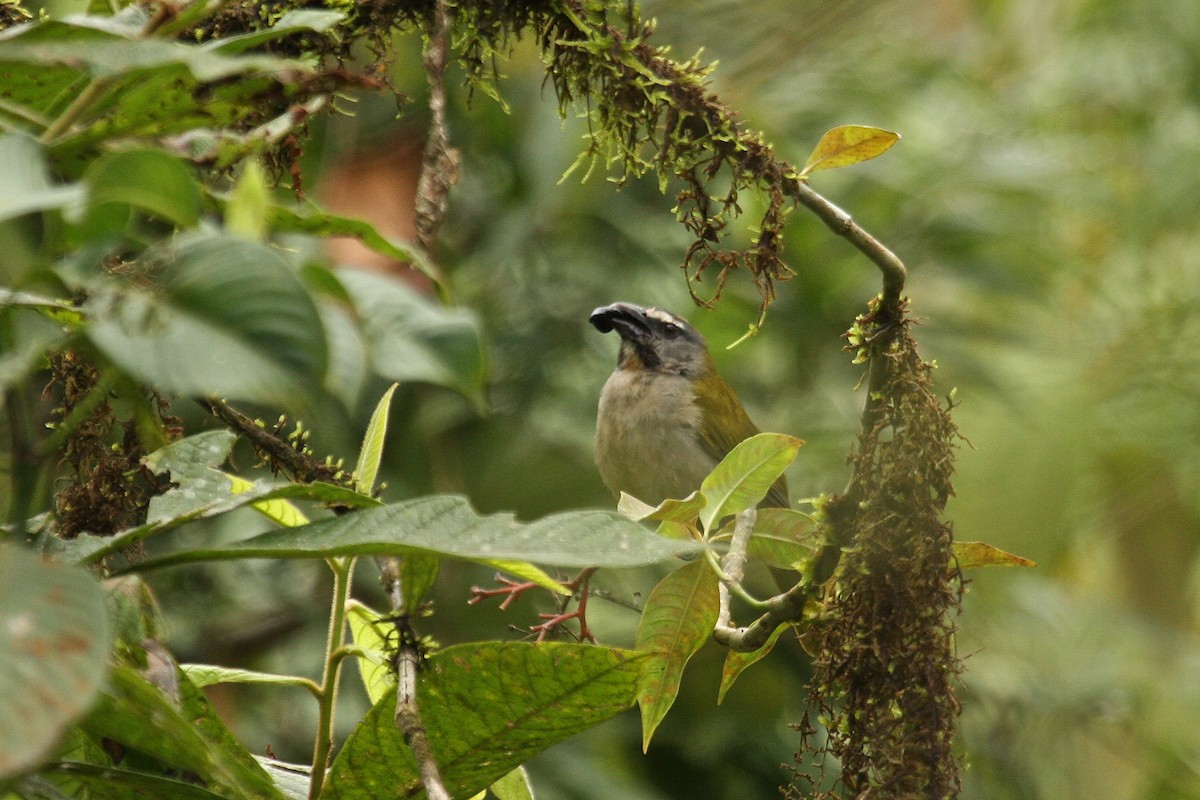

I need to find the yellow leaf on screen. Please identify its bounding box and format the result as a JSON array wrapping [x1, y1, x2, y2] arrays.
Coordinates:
[[953, 541, 1036, 570], [799, 124, 901, 178]]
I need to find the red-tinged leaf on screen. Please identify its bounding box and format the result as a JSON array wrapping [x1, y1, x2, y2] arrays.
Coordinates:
[[799, 124, 901, 178], [718, 623, 788, 705], [633, 560, 720, 750], [953, 541, 1037, 570]]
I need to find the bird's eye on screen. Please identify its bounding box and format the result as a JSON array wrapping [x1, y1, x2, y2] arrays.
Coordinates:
[[662, 323, 681, 339]]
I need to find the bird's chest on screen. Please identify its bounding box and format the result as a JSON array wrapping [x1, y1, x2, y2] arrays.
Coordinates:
[[594, 370, 713, 504]]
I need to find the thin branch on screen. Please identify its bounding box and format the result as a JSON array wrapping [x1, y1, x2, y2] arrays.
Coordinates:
[[196, 398, 339, 485], [308, 557, 355, 800], [715, 508, 756, 630], [413, 0, 459, 251], [394, 619, 451, 800]]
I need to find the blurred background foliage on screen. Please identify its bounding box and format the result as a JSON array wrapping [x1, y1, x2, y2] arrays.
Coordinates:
[[9, 0, 1200, 797]]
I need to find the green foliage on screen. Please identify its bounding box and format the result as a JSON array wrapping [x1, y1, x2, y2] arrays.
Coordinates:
[[0, 545, 111, 781], [323, 643, 648, 800]]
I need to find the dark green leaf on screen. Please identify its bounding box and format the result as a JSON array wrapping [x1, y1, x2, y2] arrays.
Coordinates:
[[84, 233, 327, 406], [80, 665, 283, 799], [118, 496, 705, 573], [0, 545, 112, 781], [338, 270, 486, 407], [82, 148, 201, 229], [322, 643, 646, 800]]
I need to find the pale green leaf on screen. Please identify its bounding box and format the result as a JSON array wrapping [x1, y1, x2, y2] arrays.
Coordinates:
[[344, 600, 395, 706], [633, 560, 720, 751], [717, 623, 787, 705], [699, 433, 802, 533], [355, 383, 398, 495]]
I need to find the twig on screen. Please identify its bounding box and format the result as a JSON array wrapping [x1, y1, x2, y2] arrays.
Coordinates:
[[715, 508, 756, 630], [195, 398, 339, 484], [413, 0, 460, 251], [394, 619, 451, 800]]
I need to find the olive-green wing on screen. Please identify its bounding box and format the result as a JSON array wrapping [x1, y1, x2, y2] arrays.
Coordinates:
[[693, 370, 790, 508]]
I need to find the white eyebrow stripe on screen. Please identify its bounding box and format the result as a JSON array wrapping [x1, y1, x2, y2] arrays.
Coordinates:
[[645, 307, 684, 326]]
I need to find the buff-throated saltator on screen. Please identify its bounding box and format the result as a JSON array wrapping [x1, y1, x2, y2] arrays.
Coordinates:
[[590, 302, 793, 588]]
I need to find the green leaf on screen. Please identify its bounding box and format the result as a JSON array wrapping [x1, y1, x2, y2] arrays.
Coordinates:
[[270, 205, 437, 284], [717, 507, 817, 571], [80, 665, 284, 799], [338, 270, 486, 408], [322, 643, 646, 800], [717, 623, 787, 705], [798, 124, 901, 178], [355, 383, 398, 495], [226, 159, 271, 240], [82, 147, 201, 230], [489, 766, 535, 800], [204, 9, 345, 55], [399, 552, 443, 610], [633, 560, 720, 751], [84, 233, 327, 406], [345, 600, 395, 706], [699, 433, 803, 533], [0, 134, 84, 222], [34, 762, 237, 799], [953, 541, 1037, 570], [182, 664, 318, 691], [0, 544, 112, 781], [118, 496, 705, 574]]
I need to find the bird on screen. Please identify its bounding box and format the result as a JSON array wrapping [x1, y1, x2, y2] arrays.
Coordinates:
[[590, 302, 791, 577]]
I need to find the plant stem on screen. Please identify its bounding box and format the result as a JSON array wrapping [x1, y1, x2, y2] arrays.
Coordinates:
[[309, 557, 355, 800], [41, 77, 112, 144]]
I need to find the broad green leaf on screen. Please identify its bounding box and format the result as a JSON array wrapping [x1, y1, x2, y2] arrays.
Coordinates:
[[34, 762, 236, 799], [226, 159, 271, 240], [399, 552, 443, 610], [714, 507, 817, 571], [118, 496, 705, 574], [355, 383, 398, 495], [322, 642, 647, 800], [74, 479, 378, 564], [0, 16, 328, 160], [0, 133, 84, 222], [204, 9, 345, 55], [81, 147, 201, 230], [81, 665, 283, 799], [717, 623, 787, 705], [182, 664, 318, 691], [270, 205, 437, 284], [228, 472, 312, 527], [798, 124, 901, 177], [490, 766, 535, 800], [0, 545, 111, 781], [953, 541, 1037, 570], [84, 233, 327, 406], [618, 490, 706, 523], [345, 600, 395, 706], [634, 560, 720, 751], [338, 270, 486, 408], [699, 433, 803, 533]]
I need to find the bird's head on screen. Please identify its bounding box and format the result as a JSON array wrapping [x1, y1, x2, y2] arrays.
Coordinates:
[[589, 302, 711, 378]]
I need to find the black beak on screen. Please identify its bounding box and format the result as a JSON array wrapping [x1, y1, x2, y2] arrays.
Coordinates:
[[589, 302, 650, 341]]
